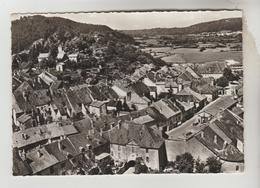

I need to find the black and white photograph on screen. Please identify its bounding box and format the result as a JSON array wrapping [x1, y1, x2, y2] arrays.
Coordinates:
[[11, 10, 244, 176]]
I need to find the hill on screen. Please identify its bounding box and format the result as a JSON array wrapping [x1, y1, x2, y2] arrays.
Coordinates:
[[121, 17, 242, 37], [11, 15, 133, 54]]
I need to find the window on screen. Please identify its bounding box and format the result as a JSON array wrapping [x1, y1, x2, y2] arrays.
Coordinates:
[[131, 147, 134, 153], [236, 165, 239, 171], [118, 145, 121, 151], [146, 148, 149, 153], [146, 156, 149, 163], [61, 162, 66, 168], [49, 166, 54, 174]]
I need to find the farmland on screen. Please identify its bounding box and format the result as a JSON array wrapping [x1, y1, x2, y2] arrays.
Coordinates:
[[142, 47, 242, 64]]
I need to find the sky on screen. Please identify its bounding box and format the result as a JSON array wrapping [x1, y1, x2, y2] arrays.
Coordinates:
[[11, 10, 242, 30]]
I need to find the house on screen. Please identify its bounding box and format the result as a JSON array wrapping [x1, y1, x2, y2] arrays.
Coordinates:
[[68, 53, 79, 62], [65, 85, 93, 117], [166, 98, 243, 172], [38, 53, 50, 63], [165, 80, 180, 94], [108, 121, 167, 171], [56, 62, 65, 72], [13, 148, 33, 176], [38, 71, 58, 86], [129, 91, 151, 111], [15, 113, 33, 130], [174, 99, 196, 122], [12, 121, 78, 150], [196, 61, 227, 79], [24, 147, 60, 175], [111, 79, 131, 99], [132, 115, 156, 127], [56, 45, 67, 61], [13, 81, 34, 114], [151, 99, 182, 132], [49, 80, 62, 96], [89, 100, 107, 117], [175, 87, 207, 111]]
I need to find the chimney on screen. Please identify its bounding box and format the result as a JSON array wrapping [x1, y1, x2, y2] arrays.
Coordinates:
[[99, 128, 103, 137], [223, 141, 227, 149], [22, 133, 29, 140], [200, 131, 204, 139], [79, 146, 85, 153], [117, 120, 122, 129], [37, 150, 43, 158], [22, 91, 27, 101], [214, 135, 218, 144], [90, 119, 94, 129], [110, 122, 115, 130], [58, 140, 63, 151]]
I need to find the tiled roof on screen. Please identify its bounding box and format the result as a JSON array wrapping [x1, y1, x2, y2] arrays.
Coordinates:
[[38, 53, 50, 59], [130, 81, 150, 97], [176, 87, 206, 102], [68, 132, 108, 153], [200, 96, 237, 116], [13, 81, 35, 112], [31, 89, 51, 106], [17, 114, 32, 124], [109, 121, 164, 149], [13, 148, 32, 176], [152, 99, 180, 119], [196, 61, 227, 74], [90, 100, 105, 108], [133, 115, 155, 125], [13, 121, 78, 148], [26, 147, 59, 174]]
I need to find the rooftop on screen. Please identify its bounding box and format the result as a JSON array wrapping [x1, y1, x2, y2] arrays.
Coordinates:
[[108, 121, 164, 149], [13, 121, 78, 149]]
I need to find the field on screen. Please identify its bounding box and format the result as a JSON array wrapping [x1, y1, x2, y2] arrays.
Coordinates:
[[142, 47, 242, 64]]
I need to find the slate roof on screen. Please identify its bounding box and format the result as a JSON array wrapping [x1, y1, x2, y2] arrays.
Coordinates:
[[108, 121, 164, 149]]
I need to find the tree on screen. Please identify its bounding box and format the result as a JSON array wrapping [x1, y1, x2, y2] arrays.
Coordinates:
[[206, 156, 222, 173], [195, 158, 206, 173], [223, 67, 239, 81], [116, 100, 122, 112], [216, 76, 229, 88], [174, 152, 194, 173], [134, 158, 148, 174]]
